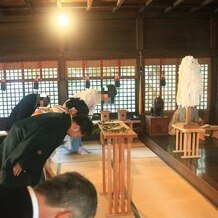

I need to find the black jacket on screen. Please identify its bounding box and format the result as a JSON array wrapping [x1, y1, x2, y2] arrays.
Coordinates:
[[0, 112, 71, 186], [0, 185, 32, 218]]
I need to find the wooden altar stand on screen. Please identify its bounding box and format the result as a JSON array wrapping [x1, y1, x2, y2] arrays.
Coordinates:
[[98, 121, 137, 217], [172, 123, 204, 158]]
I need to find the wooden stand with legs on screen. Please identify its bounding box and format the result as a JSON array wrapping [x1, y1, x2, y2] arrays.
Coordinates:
[[98, 122, 137, 217], [173, 123, 204, 158]]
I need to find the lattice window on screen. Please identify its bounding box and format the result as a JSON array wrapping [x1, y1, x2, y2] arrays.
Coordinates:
[[0, 82, 23, 117], [198, 63, 209, 110], [161, 64, 177, 110], [24, 69, 40, 80], [0, 61, 58, 117], [102, 78, 136, 112], [68, 80, 86, 96], [0, 70, 4, 80], [67, 67, 83, 78], [6, 69, 22, 80], [67, 60, 102, 114], [66, 59, 136, 114], [144, 58, 209, 112], [42, 68, 58, 79], [144, 65, 160, 111]]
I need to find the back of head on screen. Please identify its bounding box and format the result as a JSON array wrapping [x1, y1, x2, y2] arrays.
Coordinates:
[[65, 98, 89, 115], [34, 172, 97, 218], [72, 114, 93, 136]]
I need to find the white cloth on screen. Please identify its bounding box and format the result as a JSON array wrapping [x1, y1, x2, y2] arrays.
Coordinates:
[[32, 105, 68, 116], [27, 186, 39, 218], [70, 89, 101, 115], [0, 131, 8, 136], [49, 105, 68, 113]]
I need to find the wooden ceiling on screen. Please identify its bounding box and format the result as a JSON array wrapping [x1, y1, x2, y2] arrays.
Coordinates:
[[0, 0, 217, 17]]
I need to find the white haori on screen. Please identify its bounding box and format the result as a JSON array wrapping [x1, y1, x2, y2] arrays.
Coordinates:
[[68, 89, 101, 115]]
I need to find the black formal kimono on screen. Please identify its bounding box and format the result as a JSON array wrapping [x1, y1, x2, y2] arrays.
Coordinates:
[[0, 185, 32, 218], [0, 112, 71, 186], [0, 93, 38, 131]]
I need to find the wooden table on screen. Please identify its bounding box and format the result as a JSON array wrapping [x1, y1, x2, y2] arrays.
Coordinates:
[[98, 121, 137, 217], [172, 123, 204, 158], [121, 119, 141, 130], [93, 119, 140, 130]]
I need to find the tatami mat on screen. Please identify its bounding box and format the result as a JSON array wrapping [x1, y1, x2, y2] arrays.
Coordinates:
[[49, 139, 218, 218]]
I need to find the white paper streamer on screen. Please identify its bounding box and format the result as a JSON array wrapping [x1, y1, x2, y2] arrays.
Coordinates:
[[176, 56, 203, 107]]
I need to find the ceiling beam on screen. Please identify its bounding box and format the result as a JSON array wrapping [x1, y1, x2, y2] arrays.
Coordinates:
[[165, 0, 185, 13], [145, 0, 153, 7], [113, 0, 125, 13], [139, 0, 154, 13], [191, 0, 215, 13], [24, 0, 31, 9], [86, 0, 94, 12]]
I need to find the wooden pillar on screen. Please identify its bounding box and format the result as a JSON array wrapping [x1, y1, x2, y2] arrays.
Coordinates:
[[58, 32, 67, 105], [185, 107, 191, 125], [136, 17, 144, 115], [209, 18, 218, 124]]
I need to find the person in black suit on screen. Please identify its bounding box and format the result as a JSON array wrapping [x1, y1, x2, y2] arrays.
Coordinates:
[[0, 171, 97, 218], [0, 113, 93, 186], [0, 93, 50, 144]]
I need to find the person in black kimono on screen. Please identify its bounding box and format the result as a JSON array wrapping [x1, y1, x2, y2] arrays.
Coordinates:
[[0, 93, 50, 131], [0, 93, 50, 144], [0, 112, 93, 186]]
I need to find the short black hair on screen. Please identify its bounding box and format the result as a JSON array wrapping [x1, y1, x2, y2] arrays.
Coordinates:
[[72, 114, 93, 136], [65, 98, 89, 115]]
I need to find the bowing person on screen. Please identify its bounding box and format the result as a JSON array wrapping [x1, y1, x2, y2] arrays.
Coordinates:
[[0, 93, 50, 131], [0, 93, 50, 144], [0, 112, 93, 186], [33, 97, 89, 117]]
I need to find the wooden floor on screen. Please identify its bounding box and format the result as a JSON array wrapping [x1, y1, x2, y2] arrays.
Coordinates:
[[49, 138, 218, 217], [139, 134, 218, 208]]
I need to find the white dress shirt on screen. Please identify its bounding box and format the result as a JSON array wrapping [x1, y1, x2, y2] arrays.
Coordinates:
[[27, 186, 39, 218]]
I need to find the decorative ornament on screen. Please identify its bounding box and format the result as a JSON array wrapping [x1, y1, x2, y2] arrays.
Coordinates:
[[107, 84, 117, 104], [33, 78, 39, 90], [177, 56, 202, 108], [160, 71, 166, 86], [153, 96, 164, 117], [115, 73, 120, 87], [176, 56, 203, 125], [85, 74, 90, 88], [1, 79, 6, 91]]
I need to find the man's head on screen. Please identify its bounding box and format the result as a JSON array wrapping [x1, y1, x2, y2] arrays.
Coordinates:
[[34, 172, 97, 218], [67, 114, 93, 137], [65, 98, 89, 116], [37, 94, 50, 107]]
